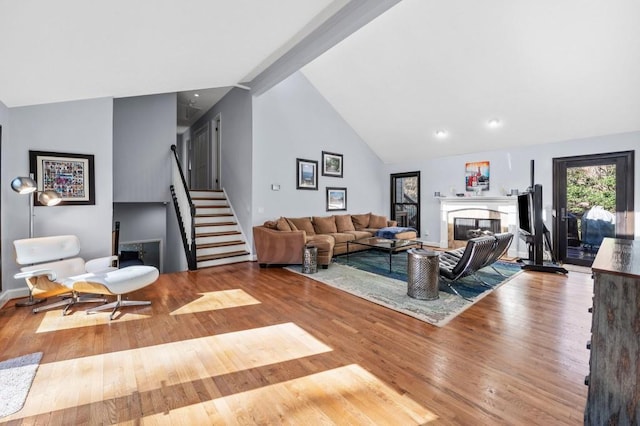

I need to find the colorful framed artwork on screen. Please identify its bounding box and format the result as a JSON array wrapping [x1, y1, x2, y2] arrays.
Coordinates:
[[296, 158, 318, 190], [29, 150, 95, 205], [322, 151, 343, 178], [465, 161, 490, 192], [326, 187, 347, 211]]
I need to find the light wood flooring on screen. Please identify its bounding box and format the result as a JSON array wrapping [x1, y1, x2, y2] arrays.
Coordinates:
[[0, 261, 592, 425]]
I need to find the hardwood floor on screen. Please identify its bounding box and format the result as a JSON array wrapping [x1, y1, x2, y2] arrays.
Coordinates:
[[0, 261, 592, 425]]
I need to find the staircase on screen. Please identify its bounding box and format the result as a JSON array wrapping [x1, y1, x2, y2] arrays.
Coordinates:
[[191, 189, 252, 269]]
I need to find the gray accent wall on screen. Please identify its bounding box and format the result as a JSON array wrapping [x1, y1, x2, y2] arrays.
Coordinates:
[[2, 98, 114, 296], [113, 93, 181, 272], [0, 100, 7, 295], [252, 72, 387, 235], [113, 93, 175, 203], [191, 88, 254, 247]]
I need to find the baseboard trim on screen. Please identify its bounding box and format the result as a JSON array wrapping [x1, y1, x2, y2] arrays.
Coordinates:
[[0, 288, 29, 309]]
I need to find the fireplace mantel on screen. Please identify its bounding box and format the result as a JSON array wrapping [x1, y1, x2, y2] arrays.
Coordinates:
[[438, 196, 522, 258]]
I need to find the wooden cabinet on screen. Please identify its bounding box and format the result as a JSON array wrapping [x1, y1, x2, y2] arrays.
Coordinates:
[[585, 238, 640, 425]]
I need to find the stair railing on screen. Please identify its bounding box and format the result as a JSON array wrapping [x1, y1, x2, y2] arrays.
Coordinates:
[[170, 145, 197, 270]]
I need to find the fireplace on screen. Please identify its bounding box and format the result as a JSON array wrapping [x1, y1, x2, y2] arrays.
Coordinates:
[[438, 196, 522, 258], [453, 217, 502, 240]]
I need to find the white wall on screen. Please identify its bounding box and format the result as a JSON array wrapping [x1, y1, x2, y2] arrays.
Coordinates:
[[385, 131, 640, 244], [252, 72, 387, 240], [1, 98, 114, 298]]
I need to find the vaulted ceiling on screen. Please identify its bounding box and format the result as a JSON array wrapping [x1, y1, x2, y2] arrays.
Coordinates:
[[2, 0, 638, 163]]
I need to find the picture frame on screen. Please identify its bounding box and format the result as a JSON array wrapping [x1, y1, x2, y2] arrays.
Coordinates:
[[465, 161, 490, 192], [326, 187, 347, 211], [322, 151, 343, 178], [29, 150, 95, 205], [296, 158, 318, 190]]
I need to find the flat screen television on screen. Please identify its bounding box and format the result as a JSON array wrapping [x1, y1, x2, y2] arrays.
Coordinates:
[[517, 193, 533, 235]]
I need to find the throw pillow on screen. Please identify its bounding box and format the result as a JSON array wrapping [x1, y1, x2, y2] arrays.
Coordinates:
[[263, 220, 278, 230], [334, 214, 356, 232], [313, 216, 337, 234], [287, 217, 315, 235], [351, 213, 371, 230], [369, 213, 388, 228], [276, 217, 292, 231]]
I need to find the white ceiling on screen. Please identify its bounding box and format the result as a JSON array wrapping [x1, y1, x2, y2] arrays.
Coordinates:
[[302, 0, 640, 163], [2, 0, 639, 163], [0, 0, 342, 107]]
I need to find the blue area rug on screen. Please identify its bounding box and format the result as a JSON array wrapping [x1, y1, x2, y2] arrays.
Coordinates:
[[286, 250, 522, 327], [334, 250, 522, 300]]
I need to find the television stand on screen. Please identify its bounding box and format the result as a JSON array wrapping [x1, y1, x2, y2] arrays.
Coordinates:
[[520, 259, 568, 274]]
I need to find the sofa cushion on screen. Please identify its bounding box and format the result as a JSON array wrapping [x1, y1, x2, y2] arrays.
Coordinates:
[[276, 217, 292, 231], [369, 213, 388, 229], [313, 216, 337, 234], [287, 217, 315, 235], [334, 214, 356, 232], [344, 230, 372, 240], [351, 213, 370, 230], [326, 233, 356, 244]]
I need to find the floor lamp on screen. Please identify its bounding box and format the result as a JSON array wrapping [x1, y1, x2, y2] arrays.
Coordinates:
[[11, 174, 62, 307]]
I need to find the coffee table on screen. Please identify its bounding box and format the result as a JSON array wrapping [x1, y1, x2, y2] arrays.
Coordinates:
[[346, 237, 423, 273]]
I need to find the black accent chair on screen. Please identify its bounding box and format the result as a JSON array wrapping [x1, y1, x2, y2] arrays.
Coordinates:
[[480, 233, 514, 277], [438, 236, 497, 299]]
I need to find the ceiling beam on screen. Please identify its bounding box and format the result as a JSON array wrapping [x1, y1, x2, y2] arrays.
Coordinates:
[[245, 0, 401, 96]]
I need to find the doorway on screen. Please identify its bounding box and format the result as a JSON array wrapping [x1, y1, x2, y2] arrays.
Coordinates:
[[553, 151, 634, 266], [190, 122, 211, 190], [390, 171, 420, 235]]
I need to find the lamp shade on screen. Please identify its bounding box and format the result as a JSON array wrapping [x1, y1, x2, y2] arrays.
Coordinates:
[[11, 176, 37, 194], [38, 190, 62, 206]]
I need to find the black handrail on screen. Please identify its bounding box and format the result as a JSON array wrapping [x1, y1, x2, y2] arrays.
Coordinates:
[[170, 145, 198, 270]]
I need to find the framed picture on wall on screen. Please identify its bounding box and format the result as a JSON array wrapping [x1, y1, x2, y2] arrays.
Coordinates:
[[29, 150, 95, 205], [296, 158, 318, 190], [322, 151, 343, 177], [465, 161, 490, 192], [326, 187, 347, 211]]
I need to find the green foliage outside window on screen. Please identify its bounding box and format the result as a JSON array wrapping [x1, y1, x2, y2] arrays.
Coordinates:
[[567, 165, 616, 215]]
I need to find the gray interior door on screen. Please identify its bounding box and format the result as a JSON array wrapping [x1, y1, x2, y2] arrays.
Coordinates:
[[190, 122, 211, 190]]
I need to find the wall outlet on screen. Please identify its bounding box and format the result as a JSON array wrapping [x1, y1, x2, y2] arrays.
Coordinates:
[[423, 231, 429, 237]]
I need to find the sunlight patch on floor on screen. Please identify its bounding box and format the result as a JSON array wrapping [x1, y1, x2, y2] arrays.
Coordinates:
[[13, 323, 332, 419], [139, 364, 438, 425], [170, 289, 260, 315], [35, 306, 149, 333]]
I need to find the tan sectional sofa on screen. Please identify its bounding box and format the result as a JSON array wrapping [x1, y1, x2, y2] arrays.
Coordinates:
[[253, 213, 417, 268]]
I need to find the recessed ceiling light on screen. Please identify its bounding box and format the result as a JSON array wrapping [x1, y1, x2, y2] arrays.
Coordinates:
[[434, 129, 448, 138], [487, 118, 502, 128], [194, 93, 200, 97]]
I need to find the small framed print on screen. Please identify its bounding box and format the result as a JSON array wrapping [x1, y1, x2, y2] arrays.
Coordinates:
[[326, 187, 347, 211], [29, 150, 95, 205], [322, 151, 343, 178], [296, 158, 318, 190]]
